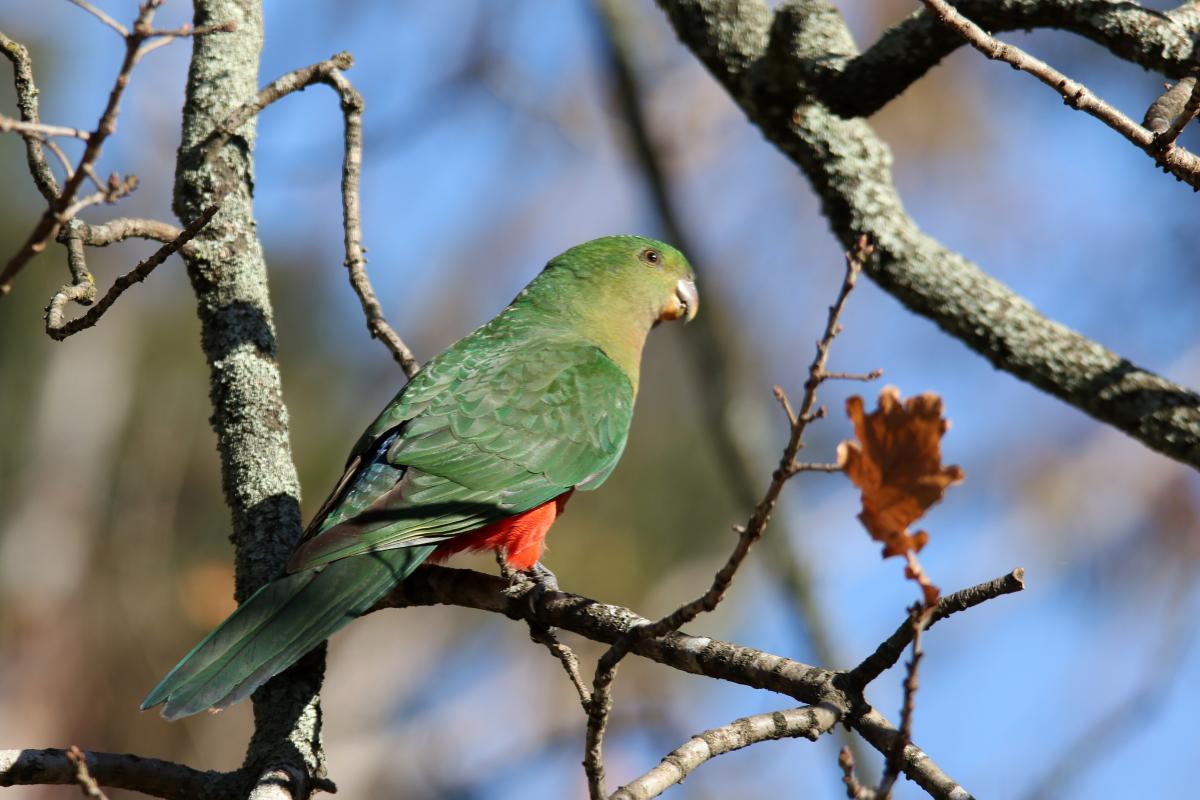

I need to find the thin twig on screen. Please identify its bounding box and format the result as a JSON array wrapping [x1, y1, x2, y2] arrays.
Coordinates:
[[1, 2, 164, 293], [0, 116, 91, 140], [582, 236, 875, 798], [213, 52, 419, 374], [133, 21, 237, 64], [838, 747, 879, 800], [920, 0, 1200, 189], [609, 704, 840, 800], [65, 747, 109, 800], [877, 606, 932, 799], [46, 204, 220, 340], [529, 623, 592, 708], [0, 32, 59, 202], [849, 567, 1025, 688]]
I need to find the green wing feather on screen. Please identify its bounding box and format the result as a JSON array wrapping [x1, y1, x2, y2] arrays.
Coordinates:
[[289, 338, 634, 569]]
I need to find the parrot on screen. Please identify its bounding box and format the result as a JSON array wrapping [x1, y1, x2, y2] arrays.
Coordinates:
[[141, 235, 698, 720]]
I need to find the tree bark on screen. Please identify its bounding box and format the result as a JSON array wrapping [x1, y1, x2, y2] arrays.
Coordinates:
[[172, 0, 324, 792]]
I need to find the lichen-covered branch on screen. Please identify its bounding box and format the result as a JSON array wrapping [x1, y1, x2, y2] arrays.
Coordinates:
[[171, 0, 322, 793], [920, 0, 1200, 189], [656, 0, 1200, 471], [0, 31, 59, 203], [3, 564, 1019, 798], [825, 0, 1200, 118]]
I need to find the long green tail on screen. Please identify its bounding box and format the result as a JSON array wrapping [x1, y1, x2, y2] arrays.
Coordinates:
[[142, 546, 433, 720]]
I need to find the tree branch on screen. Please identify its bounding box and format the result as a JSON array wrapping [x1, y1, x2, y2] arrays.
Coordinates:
[[608, 704, 840, 800], [0, 747, 243, 800], [823, 0, 1200, 118], [4, 563, 1019, 798], [656, 0, 1200, 471], [919, 0, 1200, 189], [849, 568, 1025, 688], [46, 204, 220, 340], [384, 564, 1017, 799], [0, 31, 60, 202], [215, 52, 419, 375]]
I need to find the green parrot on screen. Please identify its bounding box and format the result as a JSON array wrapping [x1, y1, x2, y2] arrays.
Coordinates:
[[142, 235, 697, 719]]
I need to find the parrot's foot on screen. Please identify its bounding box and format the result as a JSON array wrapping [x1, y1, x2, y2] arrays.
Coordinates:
[[524, 561, 560, 593], [501, 561, 560, 615]]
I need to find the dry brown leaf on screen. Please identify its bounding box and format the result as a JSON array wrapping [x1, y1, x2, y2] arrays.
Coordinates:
[[838, 386, 964, 562]]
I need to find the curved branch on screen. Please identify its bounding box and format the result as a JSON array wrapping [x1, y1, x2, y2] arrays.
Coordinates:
[[214, 52, 419, 375], [0, 31, 59, 202], [46, 205, 219, 340], [919, 0, 1200, 189], [657, 0, 1200, 471], [828, 0, 1200, 118], [608, 704, 840, 800]]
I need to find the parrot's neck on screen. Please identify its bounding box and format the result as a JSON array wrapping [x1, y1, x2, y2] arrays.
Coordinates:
[[511, 290, 650, 392]]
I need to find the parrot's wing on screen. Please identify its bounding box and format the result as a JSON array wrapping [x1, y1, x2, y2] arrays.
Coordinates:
[[288, 341, 634, 570]]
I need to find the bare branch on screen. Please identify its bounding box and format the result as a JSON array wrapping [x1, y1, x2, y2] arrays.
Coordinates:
[[849, 568, 1025, 688], [609, 704, 840, 800], [528, 623, 592, 708], [66, 746, 110, 800], [66, 0, 128, 37], [214, 52, 419, 374], [920, 0, 1200, 189], [839, 747, 879, 800], [1, 2, 163, 293], [852, 709, 975, 800], [0, 116, 91, 140], [877, 607, 932, 799], [46, 204, 219, 340]]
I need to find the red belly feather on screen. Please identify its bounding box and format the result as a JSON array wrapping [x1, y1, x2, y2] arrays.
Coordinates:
[[430, 490, 573, 570]]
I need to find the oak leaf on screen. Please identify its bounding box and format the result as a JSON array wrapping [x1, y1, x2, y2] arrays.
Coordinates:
[[838, 386, 963, 560]]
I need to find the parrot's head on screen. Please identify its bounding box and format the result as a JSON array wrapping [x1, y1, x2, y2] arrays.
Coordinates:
[[516, 235, 698, 384], [541, 234, 698, 326]]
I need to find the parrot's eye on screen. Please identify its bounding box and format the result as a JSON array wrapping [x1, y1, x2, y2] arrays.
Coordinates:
[[639, 248, 661, 266]]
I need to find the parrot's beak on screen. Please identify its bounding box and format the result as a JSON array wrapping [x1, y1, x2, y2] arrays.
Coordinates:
[[660, 278, 699, 323]]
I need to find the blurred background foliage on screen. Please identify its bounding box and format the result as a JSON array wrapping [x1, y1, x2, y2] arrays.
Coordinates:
[[2, 1, 1199, 798]]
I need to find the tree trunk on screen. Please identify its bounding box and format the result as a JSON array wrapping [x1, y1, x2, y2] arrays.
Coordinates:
[[172, 0, 325, 793]]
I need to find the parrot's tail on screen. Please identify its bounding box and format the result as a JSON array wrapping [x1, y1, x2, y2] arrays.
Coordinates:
[[141, 546, 434, 720]]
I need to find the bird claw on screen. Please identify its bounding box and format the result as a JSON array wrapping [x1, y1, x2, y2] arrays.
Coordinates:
[[501, 561, 560, 616]]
